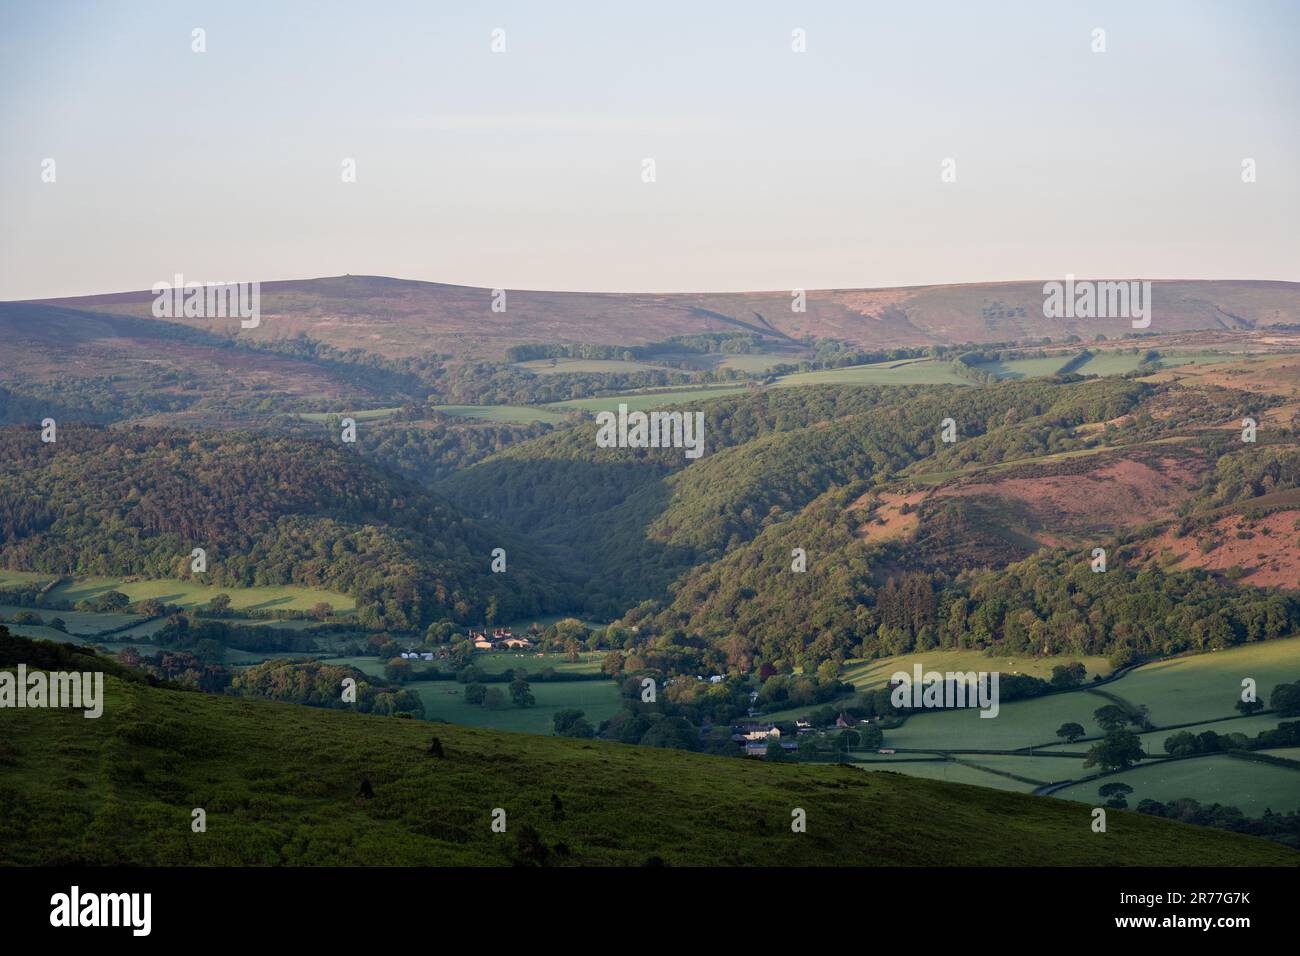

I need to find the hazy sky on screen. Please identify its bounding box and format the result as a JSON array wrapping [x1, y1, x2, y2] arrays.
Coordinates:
[[2, 0, 1297, 299]]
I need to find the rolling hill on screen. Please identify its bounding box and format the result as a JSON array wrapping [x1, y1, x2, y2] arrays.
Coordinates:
[[0, 424, 564, 628], [0, 634, 1293, 866], [22, 275, 1300, 361]]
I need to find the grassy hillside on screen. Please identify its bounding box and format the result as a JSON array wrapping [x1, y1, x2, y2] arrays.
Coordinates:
[[0, 661, 1293, 866]]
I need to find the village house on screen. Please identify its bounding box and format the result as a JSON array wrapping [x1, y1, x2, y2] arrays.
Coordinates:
[[743, 740, 799, 757], [733, 722, 781, 741], [468, 626, 534, 652]]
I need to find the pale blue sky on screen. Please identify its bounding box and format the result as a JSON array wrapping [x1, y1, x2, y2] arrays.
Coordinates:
[[2, 0, 1297, 298]]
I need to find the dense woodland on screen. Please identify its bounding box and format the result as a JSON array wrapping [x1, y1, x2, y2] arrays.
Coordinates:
[[0, 425, 561, 629], [2, 361, 1296, 678]]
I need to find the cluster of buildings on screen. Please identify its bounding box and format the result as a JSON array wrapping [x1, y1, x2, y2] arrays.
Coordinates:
[[469, 627, 535, 651]]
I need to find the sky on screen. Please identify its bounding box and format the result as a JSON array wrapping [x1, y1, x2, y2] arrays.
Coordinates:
[[1, 0, 1297, 299]]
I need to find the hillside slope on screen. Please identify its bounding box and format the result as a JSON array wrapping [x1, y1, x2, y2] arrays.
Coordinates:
[[29, 275, 1300, 360], [0, 424, 563, 628], [0, 646, 1293, 866]]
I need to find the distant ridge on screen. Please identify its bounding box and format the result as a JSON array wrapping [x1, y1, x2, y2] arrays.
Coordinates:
[[22, 275, 1300, 360]]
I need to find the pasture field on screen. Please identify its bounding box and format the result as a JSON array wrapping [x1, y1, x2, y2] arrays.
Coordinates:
[[973, 355, 1076, 380], [955, 752, 1091, 784], [471, 650, 605, 675], [883, 689, 1114, 751], [881, 638, 1300, 753], [1042, 713, 1296, 755], [775, 359, 969, 388], [1137, 714, 1292, 753], [714, 353, 795, 373], [430, 404, 563, 424], [47, 577, 355, 613], [851, 757, 1032, 792], [408, 678, 623, 734], [841, 649, 1113, 689], [323, 651, 605, 679], [0, 605, 142, 636], [0, 570, 56, 589], [1099, 637, 1300, 726], [546, 387, 749, 413], [1052, 754, 1300, 816], [513, 358, 662, 374], [1, 624, 82, 643]]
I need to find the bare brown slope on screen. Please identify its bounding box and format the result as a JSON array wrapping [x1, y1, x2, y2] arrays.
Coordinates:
[[26, 276, 1300, 360]]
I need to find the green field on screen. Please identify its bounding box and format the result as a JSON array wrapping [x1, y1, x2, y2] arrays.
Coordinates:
[[513, 358, 662, 374], [1052, 755, 1300, 816], [884, 688, 1115, 751], [852, 754, 1088, 793], [1100, 638, 1300, 726], [1136, 714, 1292, 753], [841, 649, 1114, 689], [409, 679, 622, 734], [471, 650, 605, 675], [47, 577, 355, 613], [0, 605, 142, 636], [714, 353, 794, 373], [775, 359, 969, 388], [973, 355, 1079, 380], [546, 387, 750, 414], [4, 664, 1293, 865], [0, 570, 57, 589], [431, 404, 564, 424], [881, 638, 1300, 753], [1042, 713, 1298, 756]]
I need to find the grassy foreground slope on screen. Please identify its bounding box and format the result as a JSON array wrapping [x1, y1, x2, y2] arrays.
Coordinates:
[[1, 667, 1294, 866]]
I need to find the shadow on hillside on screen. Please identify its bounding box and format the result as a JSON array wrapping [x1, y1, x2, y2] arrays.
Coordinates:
[[442, 456, 695, 620]]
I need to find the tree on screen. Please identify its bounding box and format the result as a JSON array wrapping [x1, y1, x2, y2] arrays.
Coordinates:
[[1057, 722, 1086, 743], [1272, 682, 1300, 717], [1093, 704, 1129, 732], [464, 682, 487, 704], [1098, 782, 1133, 809], [859, 723, 884, 750], [97, 590, 130, 612], [639, 716, 698, 750], [1084, 730, 1144, 772], [510, 677, 535, 707], [1163, 731, 1198, 756], [206, 593, 232, 616], [310, 601, 333, 621], [553, 708, 593, 737], [1236, 697, 1264, 716], [483, 687, 506, 709], [765, 739, 785, 761], [1050, 662, 1086, 689], [384, 658, 412, 683]]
